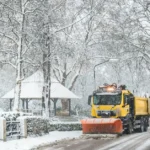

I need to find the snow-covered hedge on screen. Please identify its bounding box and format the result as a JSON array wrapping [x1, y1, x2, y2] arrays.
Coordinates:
[[25, 117, 82, 136], [0, 112, 82, 138], [26, 117, 49, 136], [0, 112, 31, 121], [48, 122, 82, 131], [0, 113, 82, 136]]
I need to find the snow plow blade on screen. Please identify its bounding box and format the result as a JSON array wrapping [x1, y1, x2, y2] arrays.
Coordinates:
[[81, 118, 123, 134]]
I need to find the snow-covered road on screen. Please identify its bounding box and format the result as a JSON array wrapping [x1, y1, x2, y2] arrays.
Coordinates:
[[39, 130, 150, 150], [100, 132, 150, 150], [1, 129, 150, 150]]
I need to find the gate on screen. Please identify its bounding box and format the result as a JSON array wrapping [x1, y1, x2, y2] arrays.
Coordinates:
[[6, 119, 21, 140]]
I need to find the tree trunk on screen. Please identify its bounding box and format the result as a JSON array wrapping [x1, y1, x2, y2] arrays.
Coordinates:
[[13, 1, 25, 111], [42, 28, 51, 117], [61, 99, 69, 111], [13, 37, 22, 111], [42, 53, 49, 117], [61, 70, 69, 111], [42, 16, 52, 117]]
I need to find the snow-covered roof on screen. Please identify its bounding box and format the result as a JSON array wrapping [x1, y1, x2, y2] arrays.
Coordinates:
[[1, 70, 80, 99]]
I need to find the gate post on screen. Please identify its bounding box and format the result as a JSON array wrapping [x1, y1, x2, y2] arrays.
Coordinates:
[[0, 117, 6, 141], [18, 118, 27, 138]]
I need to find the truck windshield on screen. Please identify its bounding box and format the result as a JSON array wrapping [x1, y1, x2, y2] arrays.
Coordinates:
[[93, 94, 121, 105]]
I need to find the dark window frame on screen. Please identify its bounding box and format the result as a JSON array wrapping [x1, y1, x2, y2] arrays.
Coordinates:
[[93, 93, 122, 105]]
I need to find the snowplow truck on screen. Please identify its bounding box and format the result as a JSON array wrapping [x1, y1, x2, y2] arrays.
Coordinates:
[[81, 84, 150, 134]]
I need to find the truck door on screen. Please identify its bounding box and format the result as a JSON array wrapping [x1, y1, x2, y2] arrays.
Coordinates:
[[129, 95, 134, 116], [124, 94, 134, 116], [123, 94, 130, 115]]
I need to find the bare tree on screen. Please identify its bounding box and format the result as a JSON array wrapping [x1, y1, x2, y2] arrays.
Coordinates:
[[0, 0, 43, 111]]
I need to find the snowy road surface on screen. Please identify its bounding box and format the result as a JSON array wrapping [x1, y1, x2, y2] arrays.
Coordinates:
[[1, 130, 150, 150], [39, 131, 150, 150]]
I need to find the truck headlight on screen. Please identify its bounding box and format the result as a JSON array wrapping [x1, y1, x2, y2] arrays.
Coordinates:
[[115, 108, 121, 116], [97, 111, 101, 116], [111, 111, 116, 116]]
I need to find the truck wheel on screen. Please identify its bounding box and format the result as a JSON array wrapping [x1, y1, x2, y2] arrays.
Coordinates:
[[139, 119, 144, 132], [144, 121, 148, 132], [144, 125, 148, 132], [127, 121, 133, 134]]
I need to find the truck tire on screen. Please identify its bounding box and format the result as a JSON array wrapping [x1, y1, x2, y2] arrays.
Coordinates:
[[139, 118, 144, 132], [127, 121, 133, 134], [144, 125, 148, 132], [144, 120, 148, 132]]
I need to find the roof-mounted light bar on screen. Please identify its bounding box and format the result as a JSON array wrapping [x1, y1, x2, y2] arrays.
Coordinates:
[[93, 83, 126, 94]]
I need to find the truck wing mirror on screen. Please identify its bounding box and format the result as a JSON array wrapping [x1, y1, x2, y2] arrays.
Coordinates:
[[130, 96, 134, 100], [88, 95, 92, 105]]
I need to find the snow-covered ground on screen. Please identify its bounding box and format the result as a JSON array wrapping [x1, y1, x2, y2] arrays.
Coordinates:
[[2, 130, 150, 150], [0, 131, 82, 150]]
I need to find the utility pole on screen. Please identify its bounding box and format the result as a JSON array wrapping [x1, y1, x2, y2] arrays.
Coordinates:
[[47, 33, 51, 117], [93, 59, 119, 89], [94, 60, 109, 89]]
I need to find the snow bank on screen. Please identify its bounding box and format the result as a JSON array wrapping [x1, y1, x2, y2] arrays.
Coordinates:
[[0, 131, 82, 150]]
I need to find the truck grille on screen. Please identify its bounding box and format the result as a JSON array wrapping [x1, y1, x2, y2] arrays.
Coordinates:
[[97, 110, 116, 117]]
